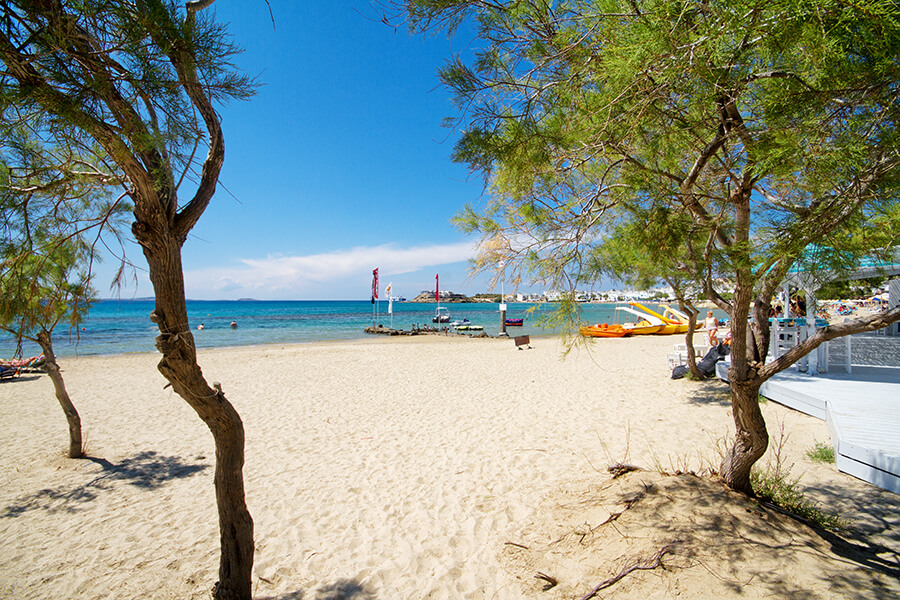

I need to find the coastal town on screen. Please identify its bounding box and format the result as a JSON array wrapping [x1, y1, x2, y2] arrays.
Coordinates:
[[409, 287, 681, 303]]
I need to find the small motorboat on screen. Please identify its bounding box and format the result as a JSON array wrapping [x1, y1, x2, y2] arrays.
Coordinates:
[[433, 307, 451, 323], [580, 323, 631, 338], [505, 318, 524, 326], [449, 319, 471, 327]]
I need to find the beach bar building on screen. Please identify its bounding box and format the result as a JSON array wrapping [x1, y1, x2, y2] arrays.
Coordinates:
[[719, 247, 900, 494]]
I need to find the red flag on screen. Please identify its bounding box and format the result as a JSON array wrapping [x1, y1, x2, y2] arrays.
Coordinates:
[[435, 273, 439, 302], [372, 268, 379, 300]]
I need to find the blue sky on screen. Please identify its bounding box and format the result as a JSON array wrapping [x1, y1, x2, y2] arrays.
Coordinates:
[[102, 1, 529, 301]]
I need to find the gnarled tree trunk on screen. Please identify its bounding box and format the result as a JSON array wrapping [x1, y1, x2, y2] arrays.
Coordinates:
[[719, 249, 771, 494], [35, 331, 83, 459], [719, 379, 768, 493], [0, 1, 255, 597], [134, 223, 254, 600]]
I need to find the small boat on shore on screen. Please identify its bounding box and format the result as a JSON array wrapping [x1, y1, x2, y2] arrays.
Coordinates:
[[505, 318, 524, 326], [580, 323, 631, 338], [614, 307, 664, 335], [629, 302, 698, 335]]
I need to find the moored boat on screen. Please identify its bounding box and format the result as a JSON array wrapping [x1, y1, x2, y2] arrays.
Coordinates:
[[433, 307, 451, 323]]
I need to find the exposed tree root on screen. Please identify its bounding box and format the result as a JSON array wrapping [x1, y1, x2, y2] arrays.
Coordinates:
[[577, 544, 678, 600]]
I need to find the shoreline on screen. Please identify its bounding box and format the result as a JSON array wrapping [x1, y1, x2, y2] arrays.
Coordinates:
[[1, 334, 897, 599], [33, 328, 562, 362]]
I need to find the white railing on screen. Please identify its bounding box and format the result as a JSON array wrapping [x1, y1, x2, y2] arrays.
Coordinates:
[[769, 320, 900, 374]]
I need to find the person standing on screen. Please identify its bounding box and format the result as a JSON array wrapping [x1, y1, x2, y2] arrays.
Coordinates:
[[705, 310, 719, 346]]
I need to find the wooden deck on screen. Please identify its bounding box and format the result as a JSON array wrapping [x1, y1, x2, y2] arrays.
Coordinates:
[[759, 367, 900, 494]]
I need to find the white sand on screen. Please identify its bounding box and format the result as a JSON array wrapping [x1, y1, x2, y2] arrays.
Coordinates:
[[0, 333, 897, 599]]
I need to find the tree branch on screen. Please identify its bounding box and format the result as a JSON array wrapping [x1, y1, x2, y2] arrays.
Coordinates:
[[758, 307, 900, 382], [185, 0, 218, 14]]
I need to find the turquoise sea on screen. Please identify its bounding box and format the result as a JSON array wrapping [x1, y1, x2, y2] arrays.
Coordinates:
[[2, 299, 653, 358]]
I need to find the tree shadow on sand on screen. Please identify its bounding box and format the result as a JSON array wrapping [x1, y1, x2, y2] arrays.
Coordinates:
[[501, 471, 899, 599], [800, 478, 900, 563], [684, 379, 732, 406], [256, 578, 377, 600], [1, 450, 209, 518]]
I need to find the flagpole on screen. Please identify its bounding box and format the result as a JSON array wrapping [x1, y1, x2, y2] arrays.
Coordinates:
[[499, 260, 508, 337], [372, 268, 379, 327], [385, 282, 394, 330]]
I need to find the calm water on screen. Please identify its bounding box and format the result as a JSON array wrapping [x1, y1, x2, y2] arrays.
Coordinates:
[[1, 299, 659, 358]]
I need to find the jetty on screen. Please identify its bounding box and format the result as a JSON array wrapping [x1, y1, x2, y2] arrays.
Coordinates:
[[364, 325, 489, 338]]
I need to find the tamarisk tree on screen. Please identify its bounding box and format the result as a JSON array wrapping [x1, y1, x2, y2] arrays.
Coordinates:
[[0, 116, 129, 458], [0, 1, 256, 597], [403, 0, 900, 493]]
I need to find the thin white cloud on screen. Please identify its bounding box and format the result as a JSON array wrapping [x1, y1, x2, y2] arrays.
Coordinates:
[[183, 241, 477, 298]]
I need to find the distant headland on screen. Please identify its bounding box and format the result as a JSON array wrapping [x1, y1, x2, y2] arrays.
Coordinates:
[[409, 291, 487, 303]]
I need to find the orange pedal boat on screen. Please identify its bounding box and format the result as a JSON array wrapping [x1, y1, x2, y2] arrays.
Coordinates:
[[580, 323, 631, 338]]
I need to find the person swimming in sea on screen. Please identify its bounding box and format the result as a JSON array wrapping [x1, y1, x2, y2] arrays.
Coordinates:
[[230, 320, 237, 329]]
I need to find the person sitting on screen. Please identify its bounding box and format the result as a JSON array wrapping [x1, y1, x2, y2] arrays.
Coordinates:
[[705, 310, 718, 345]]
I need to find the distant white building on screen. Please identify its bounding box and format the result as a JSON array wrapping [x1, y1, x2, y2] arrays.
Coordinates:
[[544, 290, 563, 302], [516, 292, 543, 302]]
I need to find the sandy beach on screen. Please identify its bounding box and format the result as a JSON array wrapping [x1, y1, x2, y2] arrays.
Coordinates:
[[1, 333, 898, 599]]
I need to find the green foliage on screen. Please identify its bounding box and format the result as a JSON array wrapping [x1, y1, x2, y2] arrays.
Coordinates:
[[806, 442, 836, 464], [750, 425, 844, 531], [0, 233, 94, 337], [0, 0, 256, 197], [0, 114, 130, 345], [407, 0, 900, 314], [750, 467, 844, 531]]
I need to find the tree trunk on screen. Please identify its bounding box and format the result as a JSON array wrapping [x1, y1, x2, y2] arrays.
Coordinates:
[[35, 331, 83, 459], [719, 379, 768, 493], [719, 275, 770, 494], [677, 302, 703, 379], [134, 224, 254, 600]]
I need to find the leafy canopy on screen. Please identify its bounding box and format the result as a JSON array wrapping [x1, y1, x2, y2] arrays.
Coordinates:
[[409, 0, 900, 310], [0, 112, 130, 345]]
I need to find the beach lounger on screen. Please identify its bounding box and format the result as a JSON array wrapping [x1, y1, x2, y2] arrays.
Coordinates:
[[0, 365, 20, 380]]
